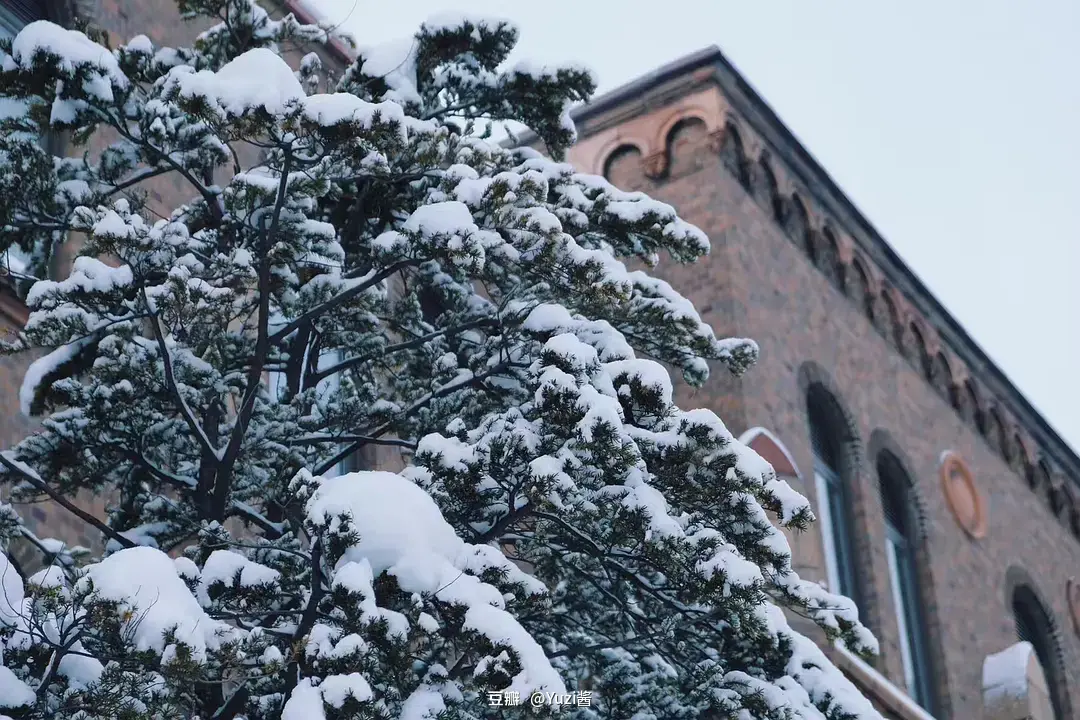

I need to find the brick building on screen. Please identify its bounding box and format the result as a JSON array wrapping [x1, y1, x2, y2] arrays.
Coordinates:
[[551, 47, 1080, 720], [0, 0, 353, 556], [0, 2, 1077, 719]]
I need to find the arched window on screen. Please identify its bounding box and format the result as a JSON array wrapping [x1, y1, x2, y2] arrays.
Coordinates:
[[1013, 586, 1066, 719], [807, 386, 860, 606], [877, 453, 935, 713]]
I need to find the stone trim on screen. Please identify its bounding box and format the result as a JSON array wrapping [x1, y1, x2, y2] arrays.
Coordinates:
[[830, 643, 939, 720]]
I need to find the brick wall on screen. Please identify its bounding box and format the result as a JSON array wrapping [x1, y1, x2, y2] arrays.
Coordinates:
[[0, 0, 350, 555], [563, 70, 1080, 719]]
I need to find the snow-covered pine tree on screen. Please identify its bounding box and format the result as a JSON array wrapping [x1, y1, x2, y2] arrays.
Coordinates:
[[0, 2, 884, 718]]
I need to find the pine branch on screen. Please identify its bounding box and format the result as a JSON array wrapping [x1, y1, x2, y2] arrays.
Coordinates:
[[229, 500, 285, 539], [104, 166, 174, 198], [0, 452, 135, 550], [475, 501, 532, 544], [212, 686, 250, 720], [313, 360, 516, 475], [288, 434, 417, 450], [268, 259, 418, 345], [96, 109, 225, 224], [142, 287, 223, 463], [216, 148, 294, 521], [310, 317, 498, 383], [284, 536, 324, 694]]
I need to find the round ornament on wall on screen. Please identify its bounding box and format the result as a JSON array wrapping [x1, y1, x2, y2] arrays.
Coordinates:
[[939, 451, 987, 539]]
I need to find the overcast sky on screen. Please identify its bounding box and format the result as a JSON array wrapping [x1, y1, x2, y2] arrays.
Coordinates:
[[315, 0, 1080, 454]]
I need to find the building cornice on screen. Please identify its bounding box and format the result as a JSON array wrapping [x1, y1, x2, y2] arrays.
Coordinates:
[[557, 46, 1080, 513]]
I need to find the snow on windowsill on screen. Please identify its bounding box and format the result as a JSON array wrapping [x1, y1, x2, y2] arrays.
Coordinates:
[[831, 643, 938, 720]]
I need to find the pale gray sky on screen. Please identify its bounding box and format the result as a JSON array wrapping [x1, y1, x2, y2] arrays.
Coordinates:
[[315, 0, 1080, 453]]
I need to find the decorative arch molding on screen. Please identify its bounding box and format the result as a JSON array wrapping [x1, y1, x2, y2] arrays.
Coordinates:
[[818, 224, 845, 291], [1011, 430, 1032, 475], [738, 427, 800, 479], [929, 349, 954, 401], [600, 143, 647, 191], [845, 254, 878, 323], [714, 118, 752, 189], [880, 289, 907, 354], [651, 106, 724, 161], [867, 430, 930, 542], [963, 377, 986, 433], [751, 152, 784, 222], [594, 137, 649, 177], [1003, 567, 1074, 720], [663, 116, 711, 179], [909, 321, 934, 382]]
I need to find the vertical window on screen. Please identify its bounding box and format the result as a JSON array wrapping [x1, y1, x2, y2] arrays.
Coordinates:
[[0, 2, 47, 37], [1014, 587, 1065, 720], [807, 387, 860, 606], [317, 348, 365, 475], [1, 1, 50, 280], [877, 453, 935, 712], [267, 346, 364, 476]]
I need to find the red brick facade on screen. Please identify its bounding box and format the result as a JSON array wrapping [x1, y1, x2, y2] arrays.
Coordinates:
[[560, 48, 1080, 720], [0, 0, 348, 547]]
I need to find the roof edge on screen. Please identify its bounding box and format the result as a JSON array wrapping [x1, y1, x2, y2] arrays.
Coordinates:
[[553, 46, 1080, 485], [569, 45, 725, 124]]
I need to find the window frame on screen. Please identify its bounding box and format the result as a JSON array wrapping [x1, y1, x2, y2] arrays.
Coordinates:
[[883, 510, 935, 710], [806, 386, 862, 611], [813, 456, 858, 602], [1013, 587, 1065, 720], [266, 346, 365, 477], [1, 0, 68, 284], [878, 455, 936, 713]]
